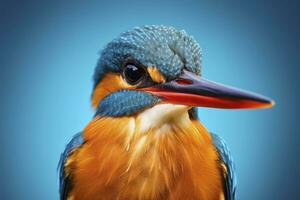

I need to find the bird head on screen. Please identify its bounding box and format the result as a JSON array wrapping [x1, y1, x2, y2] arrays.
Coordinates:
[[92, 25, 274, 119]]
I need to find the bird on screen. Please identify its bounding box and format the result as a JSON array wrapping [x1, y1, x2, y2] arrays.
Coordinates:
[[58, 25, 274, 200]]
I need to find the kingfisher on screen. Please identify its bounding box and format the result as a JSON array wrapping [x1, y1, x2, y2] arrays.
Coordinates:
[[59, 25, 274, 200]]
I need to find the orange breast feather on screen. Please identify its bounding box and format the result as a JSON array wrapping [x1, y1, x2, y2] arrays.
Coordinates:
[[66, 115, 224, 200]]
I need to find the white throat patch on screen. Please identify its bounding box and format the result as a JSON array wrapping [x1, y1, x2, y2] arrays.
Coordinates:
[[137, 104, 191, 134]]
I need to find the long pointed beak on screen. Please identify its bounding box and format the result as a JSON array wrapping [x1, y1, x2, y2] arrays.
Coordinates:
[[140, 70, 274, 109]]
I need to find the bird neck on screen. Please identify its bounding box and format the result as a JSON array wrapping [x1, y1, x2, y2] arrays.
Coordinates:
[[77, 104, 223, 199]]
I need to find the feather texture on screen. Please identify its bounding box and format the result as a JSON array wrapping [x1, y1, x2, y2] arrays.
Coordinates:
[[211, 133, 237, 200], [58, 132, 84, 200], [93, 25, 202, 88], [61, 105, 226, 200]]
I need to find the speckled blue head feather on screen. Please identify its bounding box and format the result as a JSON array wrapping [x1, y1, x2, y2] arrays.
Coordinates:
[[93, 25, 202, 117], [93, 25, 202, 88]]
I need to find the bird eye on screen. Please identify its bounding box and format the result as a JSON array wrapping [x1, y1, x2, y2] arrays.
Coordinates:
[[123, 64, 145, 85]]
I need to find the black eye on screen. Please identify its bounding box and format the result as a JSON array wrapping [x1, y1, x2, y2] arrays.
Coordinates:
[[123, 64, 145, 85]]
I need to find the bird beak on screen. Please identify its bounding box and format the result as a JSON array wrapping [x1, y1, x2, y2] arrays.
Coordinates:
[[139, 70, 274, 109]]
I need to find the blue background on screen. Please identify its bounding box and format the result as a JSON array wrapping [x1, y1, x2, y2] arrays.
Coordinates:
[[1, 0, 299, 199]]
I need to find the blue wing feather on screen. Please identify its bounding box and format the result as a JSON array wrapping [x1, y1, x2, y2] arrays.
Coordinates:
[[58, 132, 84, 200], [211, 133, 237, 200]]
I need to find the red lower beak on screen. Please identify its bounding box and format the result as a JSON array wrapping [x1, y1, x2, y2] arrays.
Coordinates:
[[139, 70, 274, 109]]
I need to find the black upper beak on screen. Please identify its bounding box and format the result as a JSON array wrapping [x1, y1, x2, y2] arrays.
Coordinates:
[[140, 70, 275, 109]]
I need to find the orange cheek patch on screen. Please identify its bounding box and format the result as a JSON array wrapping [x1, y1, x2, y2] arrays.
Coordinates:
[[147, 67, 166, 83], [92, 68, 165, 108], [92, 73, 135, 108]]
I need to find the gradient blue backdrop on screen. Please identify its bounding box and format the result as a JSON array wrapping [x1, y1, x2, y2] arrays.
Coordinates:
[[1, 0, 299, 199]]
